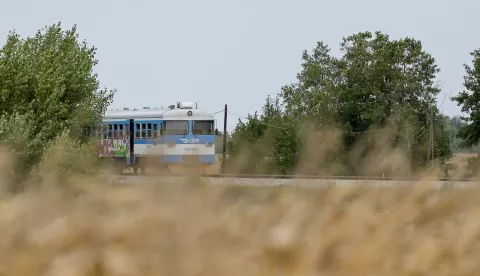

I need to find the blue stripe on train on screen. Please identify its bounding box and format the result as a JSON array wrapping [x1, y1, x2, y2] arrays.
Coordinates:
[[162, 155, 215, 163], [133, 137, 215, 144], [126, 155, 214, 165]]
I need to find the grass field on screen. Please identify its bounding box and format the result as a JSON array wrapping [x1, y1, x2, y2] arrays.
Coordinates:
[[0, 172, 479, 275], [0, 129, 478, 275], [448, 152, 478, 168]]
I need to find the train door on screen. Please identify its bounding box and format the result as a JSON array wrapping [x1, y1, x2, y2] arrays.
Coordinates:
[[152, 121, 162, 145], [129, 119, 134, 165], [131, 120, 161, 173], [133, 121, 143, 158]]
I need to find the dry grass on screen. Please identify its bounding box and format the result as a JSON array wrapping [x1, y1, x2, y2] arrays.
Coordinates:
[[448, 152, 478, 169], [0, 125, 480, 275], [1, 171, 480, 275]]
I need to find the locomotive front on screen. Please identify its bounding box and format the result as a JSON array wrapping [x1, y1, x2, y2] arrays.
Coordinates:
[[161, 102, 217, 172]]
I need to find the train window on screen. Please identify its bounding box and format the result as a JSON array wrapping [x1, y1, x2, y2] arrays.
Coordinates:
[[103, 125, 108, 139], [193, 120, 214, 135], [153, 124, 158, 138], [135, 123, 141, 139], [117, 124, 121, 138], [147, 123, 152, 138], [141, 123, 147, 139], [113, 124, 118, 138], [163, 121, 188, 135], [119, 124, 124, 138], [125, 124, 129, 138], [96, 124, 101, 137]]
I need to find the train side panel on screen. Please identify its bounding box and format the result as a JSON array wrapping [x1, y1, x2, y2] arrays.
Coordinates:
[[96, 119, 132, 166], [131, 119, 164, 169], [99, 104, 218, 173]]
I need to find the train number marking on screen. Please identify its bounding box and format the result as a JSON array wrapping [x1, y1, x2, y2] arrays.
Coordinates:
[[184, 148, 198, 152], [180, 138, 200, 144]]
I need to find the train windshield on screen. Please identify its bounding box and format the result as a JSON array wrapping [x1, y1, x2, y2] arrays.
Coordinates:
[[193, 120, 214, 135], [163, 120, 188, 135]]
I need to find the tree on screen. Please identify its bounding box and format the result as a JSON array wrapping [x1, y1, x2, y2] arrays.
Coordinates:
[[282, 31, 451, 174], [452, 49, 480, 148], [227, 95, 296, 174], [0, 22, 115, 178], [442, 115, 472, 152], [230, 31, 452, 175]]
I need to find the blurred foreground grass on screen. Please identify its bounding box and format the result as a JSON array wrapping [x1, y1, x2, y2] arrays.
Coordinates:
[[0, 174, 479, 275]]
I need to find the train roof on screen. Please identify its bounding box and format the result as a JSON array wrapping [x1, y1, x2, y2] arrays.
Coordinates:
[[104, 108, 167, 120], [162, 108, 214, 120], [103, 107, 215, 121]]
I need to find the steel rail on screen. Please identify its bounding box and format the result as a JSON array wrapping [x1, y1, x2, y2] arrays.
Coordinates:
[[102, 171, 480, 182]]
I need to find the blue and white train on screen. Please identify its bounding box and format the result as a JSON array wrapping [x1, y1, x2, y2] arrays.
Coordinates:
[[95, 101, 218, 173]]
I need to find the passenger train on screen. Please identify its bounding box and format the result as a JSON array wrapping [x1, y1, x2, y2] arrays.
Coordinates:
[[95, 101, 218, 173]]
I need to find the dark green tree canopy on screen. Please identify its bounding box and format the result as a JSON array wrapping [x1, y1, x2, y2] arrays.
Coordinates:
[[452, 49, 480, 147], [282, 31, 441, 133], [228, 31, 452, 175]]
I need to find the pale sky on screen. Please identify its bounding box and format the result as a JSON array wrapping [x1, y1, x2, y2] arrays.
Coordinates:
[[0, 0, 478, 132]]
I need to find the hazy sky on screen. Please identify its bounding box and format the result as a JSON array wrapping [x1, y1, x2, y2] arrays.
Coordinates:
[[1, 0, 478, 131]]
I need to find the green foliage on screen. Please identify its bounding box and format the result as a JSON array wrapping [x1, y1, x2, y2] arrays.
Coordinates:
[[229, 31, 453, 175], [227, 95, 297, 174], [214, 130, 231, 155], [442, 116, 474, 152], [463, 155, 480, 178], [226, 111, 273, 173], [0, 22, 114, 181], [35, 130, 100, 179], [432, 113, 454, 165], [271, 124, 298, 174], [452, 49, 480, 148]]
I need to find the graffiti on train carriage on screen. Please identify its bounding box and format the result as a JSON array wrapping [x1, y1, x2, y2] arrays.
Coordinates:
[[98, 138, 129, 158]]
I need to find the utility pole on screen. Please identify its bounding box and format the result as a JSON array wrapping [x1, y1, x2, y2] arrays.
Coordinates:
[[449, 118, 454, 151], [406, 121, 411, 155], [430, 104, 435, 168], [222, 104, 227, 173], [432, 107, 435, 168]]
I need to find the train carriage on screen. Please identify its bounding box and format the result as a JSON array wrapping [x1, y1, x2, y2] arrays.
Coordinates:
[[96, 101, 218, 174], [161, 103, 217, 172]]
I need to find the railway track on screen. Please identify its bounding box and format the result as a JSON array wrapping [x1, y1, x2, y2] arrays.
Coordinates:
[[103, 172, 480, 188]]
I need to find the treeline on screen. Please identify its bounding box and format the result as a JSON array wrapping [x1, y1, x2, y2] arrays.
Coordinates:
[[1, 23, 480, 184], [225, 31, 480, 177]]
